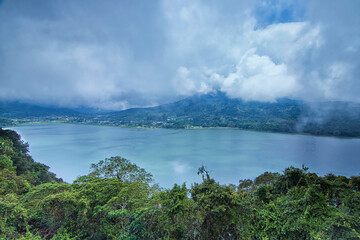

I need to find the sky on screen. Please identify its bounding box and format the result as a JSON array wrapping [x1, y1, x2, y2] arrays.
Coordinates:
[[0, 0, 359, 110]]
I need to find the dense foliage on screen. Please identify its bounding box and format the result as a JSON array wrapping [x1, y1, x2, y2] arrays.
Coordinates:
[[0, 128, 62, 185], [1, 92, 360, 137], [1, 129, 359, 239]]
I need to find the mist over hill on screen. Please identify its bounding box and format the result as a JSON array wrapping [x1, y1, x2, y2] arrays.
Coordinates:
[[0, 101, 79, 118], [1, 92, 360, 137]]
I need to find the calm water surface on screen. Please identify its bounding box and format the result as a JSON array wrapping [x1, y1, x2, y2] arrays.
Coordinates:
[[10, 124, 360, 188]]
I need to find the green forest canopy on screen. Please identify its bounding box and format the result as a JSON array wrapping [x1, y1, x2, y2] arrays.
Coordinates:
[[1, 128, 359, 239]]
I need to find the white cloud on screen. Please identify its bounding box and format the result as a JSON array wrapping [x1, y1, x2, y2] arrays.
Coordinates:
[[163, 2, 317, 101], [164, 0, 360, 103], [0, 0, 359, 109], [218, 50, 299, 101], [172, 66, 211, 96]]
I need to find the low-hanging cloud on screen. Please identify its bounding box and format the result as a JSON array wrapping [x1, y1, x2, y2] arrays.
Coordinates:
[[219, 50, 299, 102], [0, 0, 359, 110]]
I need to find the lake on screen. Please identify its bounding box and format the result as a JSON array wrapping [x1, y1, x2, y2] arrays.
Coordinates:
[[10, 124, 360, 188]]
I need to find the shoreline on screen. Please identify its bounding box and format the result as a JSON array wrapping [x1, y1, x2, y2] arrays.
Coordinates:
[[5, 121, 360, 139]]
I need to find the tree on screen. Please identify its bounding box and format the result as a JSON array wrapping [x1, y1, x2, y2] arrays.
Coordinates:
[[197, 165, 210, 180], [154, 184, 196, 239], [0, 138, 15, 171], [0, 194, 29, 239], [0, 169, 30, 195], [273, 166, 309, 195], [238, 179, 253, 191], [191, 176, 251, 239], [89, 156, 153, 184], [254, 171, 279, 186]]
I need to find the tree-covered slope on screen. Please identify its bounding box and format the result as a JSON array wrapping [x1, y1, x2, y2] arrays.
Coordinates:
[[101, 93, 302, 131], [101, 92, 360, 137], [0, 128, 62, 185], [1, 129, 359, 239]]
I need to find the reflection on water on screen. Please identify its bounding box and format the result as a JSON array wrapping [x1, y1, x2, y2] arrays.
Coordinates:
[[10, 124, 360, 188]]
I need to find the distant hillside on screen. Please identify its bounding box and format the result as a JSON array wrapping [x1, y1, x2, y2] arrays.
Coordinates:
[[1, 93, 360, 137], [0, 101, 85, 127], [101, 92, 303, 132], [0, 101, 79, 118], [97, 92, 360, 137]]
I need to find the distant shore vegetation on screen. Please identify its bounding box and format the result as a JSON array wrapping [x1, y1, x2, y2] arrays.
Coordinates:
[[1, 94, 360, 138]]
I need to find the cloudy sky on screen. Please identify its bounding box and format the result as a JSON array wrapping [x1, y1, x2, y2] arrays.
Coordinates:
[[0, 0, 359, 110]]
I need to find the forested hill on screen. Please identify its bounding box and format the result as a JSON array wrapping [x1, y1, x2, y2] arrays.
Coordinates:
[[1, 128, 360, 239], [1, 92, 360, 137], [103, 92, 302, 132], [99, 92, 360, 137]]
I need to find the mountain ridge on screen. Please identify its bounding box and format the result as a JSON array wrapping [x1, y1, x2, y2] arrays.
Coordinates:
[[1, 93, 360, 137]]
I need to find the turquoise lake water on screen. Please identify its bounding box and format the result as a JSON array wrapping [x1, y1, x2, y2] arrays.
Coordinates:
[[10, 124, 360, 188]]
